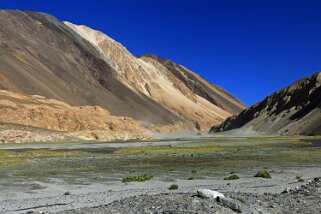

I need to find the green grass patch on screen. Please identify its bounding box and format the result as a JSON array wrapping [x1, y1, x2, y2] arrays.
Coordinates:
[[0, 150, 85, 158], [122, 174, 154, 182], [113, 144, 274, 155], [291, 141, 313, 147]]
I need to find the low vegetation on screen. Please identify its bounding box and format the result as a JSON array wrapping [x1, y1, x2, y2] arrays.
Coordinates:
[[255, 170, 272, 179], [169, 184, 179, 190], [224, 174, 240, 180], [113, 138, 317, 155], [1, 136, 320, 183], [122, 174, 154, 183]]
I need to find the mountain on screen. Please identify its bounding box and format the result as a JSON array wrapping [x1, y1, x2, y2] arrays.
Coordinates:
[[0, 10, 245, 140], [64, 22, 245, 130], [210, 72, 321, 135]]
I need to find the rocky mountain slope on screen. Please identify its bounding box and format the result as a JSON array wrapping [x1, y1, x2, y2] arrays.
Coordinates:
[[64, 22, 245, 131], [210, 72, 321, 135], [0, 9, 245, 141]]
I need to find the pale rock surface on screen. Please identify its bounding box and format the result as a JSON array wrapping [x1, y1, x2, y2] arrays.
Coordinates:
[[197, 189, 225, 199]]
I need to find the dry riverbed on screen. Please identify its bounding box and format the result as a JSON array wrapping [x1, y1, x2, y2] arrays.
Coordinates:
[[0, 136, 321, 213]]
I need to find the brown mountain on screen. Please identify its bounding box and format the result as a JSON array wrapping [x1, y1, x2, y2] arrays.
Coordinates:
[[210, 72, 321, 135], [0, 10, 245, 139]]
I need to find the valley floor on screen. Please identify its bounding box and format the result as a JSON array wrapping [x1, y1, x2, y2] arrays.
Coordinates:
[[0, 136, 321, 213]]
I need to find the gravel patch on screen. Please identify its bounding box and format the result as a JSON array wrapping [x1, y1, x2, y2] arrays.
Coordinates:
[[61, 193, 235, 214], [59, 178, 321, 214]]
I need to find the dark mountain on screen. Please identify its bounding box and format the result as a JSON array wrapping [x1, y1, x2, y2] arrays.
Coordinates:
[[210, 72, 321, 135]]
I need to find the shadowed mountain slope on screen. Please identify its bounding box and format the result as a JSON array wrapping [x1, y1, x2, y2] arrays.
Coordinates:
[[210, 72, 321, 135]]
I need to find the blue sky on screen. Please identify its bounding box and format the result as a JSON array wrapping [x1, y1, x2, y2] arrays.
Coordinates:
[[1, 0, 321, 106]]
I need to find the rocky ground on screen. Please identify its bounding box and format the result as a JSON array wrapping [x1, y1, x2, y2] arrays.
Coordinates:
[[60, 178, 321, 214], [1, 137, 321, 214]]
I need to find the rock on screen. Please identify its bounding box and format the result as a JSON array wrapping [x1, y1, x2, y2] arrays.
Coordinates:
[[217, 196, 243, 212], [197, 189, 225, 199], [282, 188, 291, 194]]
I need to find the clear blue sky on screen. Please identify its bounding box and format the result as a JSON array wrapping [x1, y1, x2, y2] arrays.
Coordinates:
[[1, 0, 321, 106]]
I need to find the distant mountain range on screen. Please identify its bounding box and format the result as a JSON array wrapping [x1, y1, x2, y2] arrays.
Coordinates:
[[0, 10, 245, 142], [210, 72, 321, 135]]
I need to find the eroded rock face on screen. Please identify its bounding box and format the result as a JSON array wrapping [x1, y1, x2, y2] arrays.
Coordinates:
[[210, 72, 321, 135]]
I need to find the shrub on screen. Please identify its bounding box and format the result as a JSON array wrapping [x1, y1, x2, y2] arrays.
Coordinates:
[[255, 170, 272, 179], [296, 175, 304, 182], [224, 174, 240, 180], [64, 191, 71, 195], [188, 176, 195, 180], [169, 184, 179, 190], [191, 170, 197, 174], [122, 174, 154, 182]]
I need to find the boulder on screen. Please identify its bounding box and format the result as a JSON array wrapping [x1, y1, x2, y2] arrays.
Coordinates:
[[197, 189, 225, 199]]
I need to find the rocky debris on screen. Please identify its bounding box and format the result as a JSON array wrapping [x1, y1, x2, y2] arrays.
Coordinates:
[[61, 193, 236, 214], [234, 177, 321, 214], [210, 72, 321, 135], [58, 178, 321, 214], [197, 189, 225, 199]]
